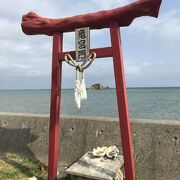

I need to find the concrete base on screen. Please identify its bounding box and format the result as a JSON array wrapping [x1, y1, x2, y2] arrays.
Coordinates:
[[0, 113, 180, 180]]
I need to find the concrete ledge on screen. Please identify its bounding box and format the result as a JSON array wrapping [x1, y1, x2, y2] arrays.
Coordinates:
[[0, 113, 179, 180]]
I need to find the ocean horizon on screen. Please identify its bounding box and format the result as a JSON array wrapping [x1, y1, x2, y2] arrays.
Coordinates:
[[0, 87, 180, 120], [1, 86, 180, 91]]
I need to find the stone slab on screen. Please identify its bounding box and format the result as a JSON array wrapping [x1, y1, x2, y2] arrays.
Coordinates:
[[66, 152, 124, 180]]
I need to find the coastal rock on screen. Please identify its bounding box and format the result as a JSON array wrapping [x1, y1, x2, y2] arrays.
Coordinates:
[[92, 145, 119, 159], [106, 145, 119, 159], [92, 146, 108, 157], [28, 177, 37, 180], [89, 83, 109, 90]]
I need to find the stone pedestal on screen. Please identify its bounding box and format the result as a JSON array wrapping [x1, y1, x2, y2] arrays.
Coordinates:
[[66, 152, 124, 180]]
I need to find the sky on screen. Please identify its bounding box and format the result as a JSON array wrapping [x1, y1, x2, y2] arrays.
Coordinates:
[[0, 0, 180, 89]]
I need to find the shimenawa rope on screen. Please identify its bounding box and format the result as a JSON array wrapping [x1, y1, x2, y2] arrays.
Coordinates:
[[64, 52, 96, 108]]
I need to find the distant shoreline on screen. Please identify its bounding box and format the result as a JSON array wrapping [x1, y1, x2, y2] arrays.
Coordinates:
[[0, 86, 180, 91]]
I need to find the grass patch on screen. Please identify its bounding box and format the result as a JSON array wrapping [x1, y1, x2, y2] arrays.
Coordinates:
[[0, 153, 47, 180], [136, 175, 143, 180]]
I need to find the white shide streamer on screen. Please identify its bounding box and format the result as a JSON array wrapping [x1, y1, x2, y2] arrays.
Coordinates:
[[75, 70, 87, 108], [80, 73, 87, 100]]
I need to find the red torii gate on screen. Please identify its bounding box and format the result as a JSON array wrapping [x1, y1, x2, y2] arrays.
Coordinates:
[[21, 0, 162, 179]]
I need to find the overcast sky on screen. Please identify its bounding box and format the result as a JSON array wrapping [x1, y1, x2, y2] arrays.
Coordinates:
[[0, 0, 180, 89]]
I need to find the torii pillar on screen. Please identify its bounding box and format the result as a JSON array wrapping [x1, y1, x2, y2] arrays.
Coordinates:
[[21, 0, 162, 179]]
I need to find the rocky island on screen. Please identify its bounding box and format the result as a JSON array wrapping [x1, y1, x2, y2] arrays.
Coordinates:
[[89, 83, 109, 90]]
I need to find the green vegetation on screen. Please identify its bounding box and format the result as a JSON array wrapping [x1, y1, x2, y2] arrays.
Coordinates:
[[0, 153, 143, 180], [136, 175, 143, 180], [0, 154, 47, 180]]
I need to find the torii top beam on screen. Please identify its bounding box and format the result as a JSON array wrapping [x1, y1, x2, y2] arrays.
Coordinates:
[[21, 0, 162, 36]]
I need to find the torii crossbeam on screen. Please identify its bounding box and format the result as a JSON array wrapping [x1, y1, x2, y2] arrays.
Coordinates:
[[21, 0, 162, 179]]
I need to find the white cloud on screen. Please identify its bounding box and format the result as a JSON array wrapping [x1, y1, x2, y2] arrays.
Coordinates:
[[0, 1, 59, 20], [90, 0, 130, 10], [132, 10, 180, 40], [125, 63, 140, 76], [124, 61, 153, 77], [0, 0, 180, 89]]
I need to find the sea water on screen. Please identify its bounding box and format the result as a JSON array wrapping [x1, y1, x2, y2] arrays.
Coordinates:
[[0, 88, 179, 120]]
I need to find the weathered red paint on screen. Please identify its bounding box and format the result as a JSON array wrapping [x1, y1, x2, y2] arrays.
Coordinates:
[[21, 0, 162, 35], [48, 33, 63, 180], [59, 47, 112, 61], [110, 23, 135, 180]]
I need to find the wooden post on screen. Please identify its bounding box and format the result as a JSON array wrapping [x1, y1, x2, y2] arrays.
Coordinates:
[[48, 33, 63, 180], [110, 22, 135, 180]]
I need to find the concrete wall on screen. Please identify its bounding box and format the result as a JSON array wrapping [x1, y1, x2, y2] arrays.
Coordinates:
[[0, 113, 179, 180]]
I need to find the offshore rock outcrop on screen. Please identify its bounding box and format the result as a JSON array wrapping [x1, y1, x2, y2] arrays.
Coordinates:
[[89, 83, 109, 90]]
